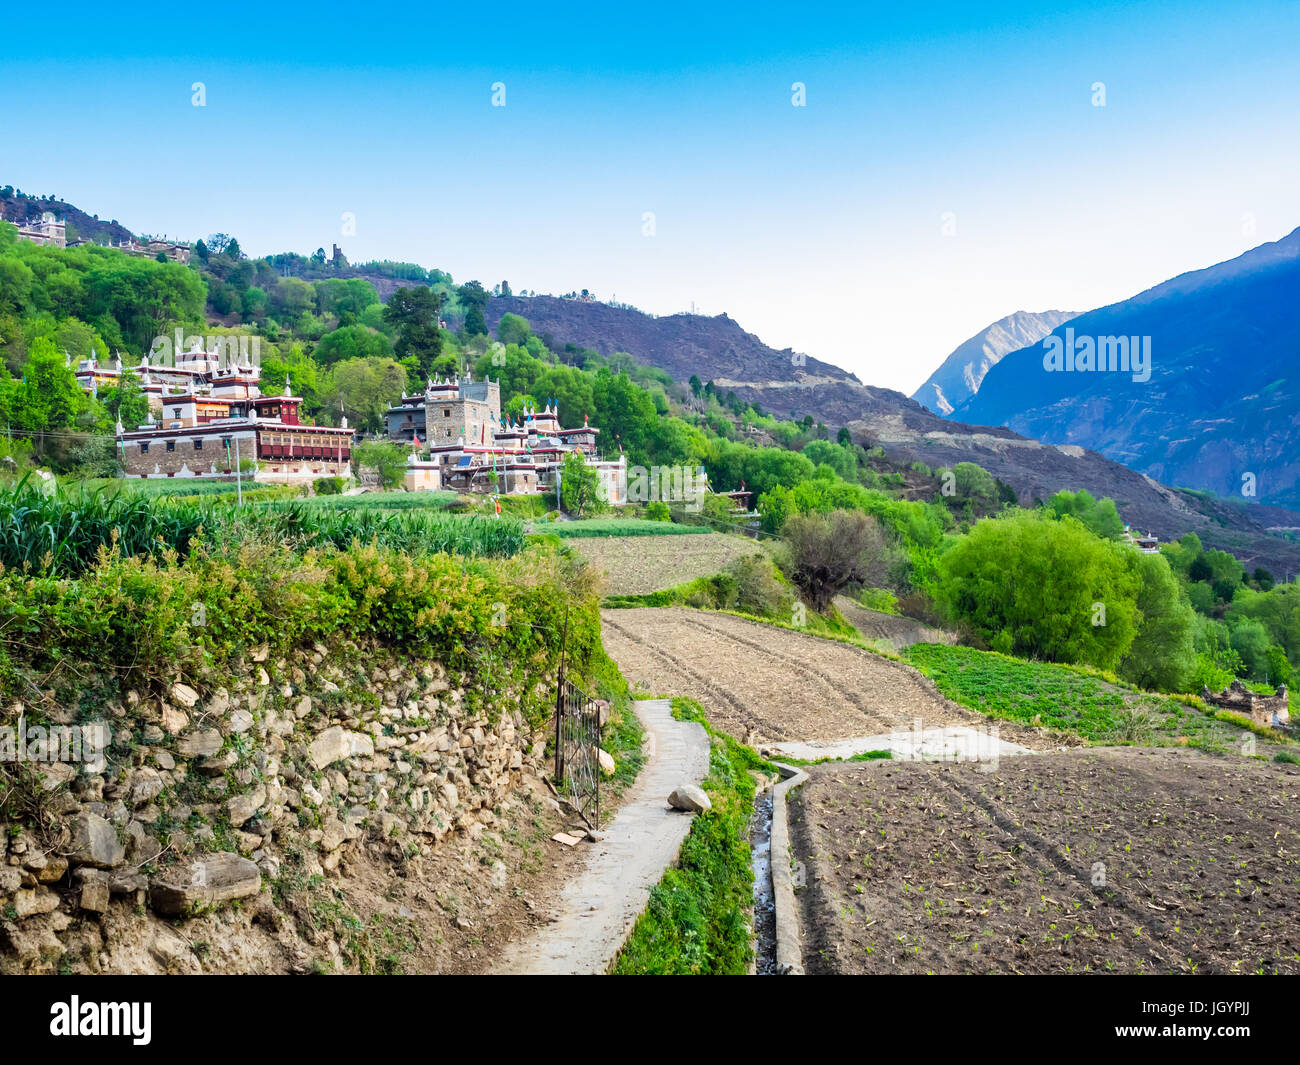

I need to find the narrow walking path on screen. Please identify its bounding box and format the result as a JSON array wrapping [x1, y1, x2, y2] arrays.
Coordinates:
[[491, 698, 710, 974]]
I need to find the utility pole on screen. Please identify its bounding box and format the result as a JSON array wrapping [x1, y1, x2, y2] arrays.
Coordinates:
[[234, 436, 243, 505]]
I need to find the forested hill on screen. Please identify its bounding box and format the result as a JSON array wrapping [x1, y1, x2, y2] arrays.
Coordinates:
[[0, 187, 136, 246]]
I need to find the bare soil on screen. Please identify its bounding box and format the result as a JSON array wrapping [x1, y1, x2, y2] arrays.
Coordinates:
[[572, 534, 769, 595], [600, 608, 1049, 750], [788, 746, 1300, 974], [834, 596, 956, 652]]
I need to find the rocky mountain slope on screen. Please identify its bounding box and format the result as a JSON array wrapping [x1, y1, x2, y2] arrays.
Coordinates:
[[485, 292, 1300, 576], [911, 309, 1079, 414], [955, 227, 1300, 510]]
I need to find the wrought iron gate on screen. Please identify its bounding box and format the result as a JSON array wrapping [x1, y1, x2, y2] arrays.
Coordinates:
[[554, 675, 601, 827]]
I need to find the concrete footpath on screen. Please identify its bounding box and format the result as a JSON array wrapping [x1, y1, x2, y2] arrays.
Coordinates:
[[492, 698, 710, 974]]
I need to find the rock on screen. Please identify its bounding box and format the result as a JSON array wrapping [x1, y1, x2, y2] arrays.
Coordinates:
[[160, 704, 189, 734], [597, 748, 616, 776], [228, 708, 254, 734], [177, 729, 222, 758], [170, 682, 200, 708], [34, 856, 68, 884], [13, 887, 60, 918], [67, 812, 126, 869], [80, 879, 111, 914], [129, 767, 165, 805], [149, 853, 261, 916], [0, 867, 22, 896], [319, 819, 348, 853], [226, 785, 267, 827], [667, 785, 711, 813], [309, 726, 372, 770]]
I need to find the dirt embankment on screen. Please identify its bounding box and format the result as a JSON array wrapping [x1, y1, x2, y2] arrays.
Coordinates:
[[789, 747, 1300, 974], [834, 596, 956, 652]]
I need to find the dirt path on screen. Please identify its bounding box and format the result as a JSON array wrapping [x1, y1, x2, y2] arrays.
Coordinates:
[[490, 699, 710, 974], [833, 596, 956, 652], [601, 608, 1046, 751]]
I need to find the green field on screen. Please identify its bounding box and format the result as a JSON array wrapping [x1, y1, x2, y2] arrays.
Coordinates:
[[903, 642, 1283, 753]]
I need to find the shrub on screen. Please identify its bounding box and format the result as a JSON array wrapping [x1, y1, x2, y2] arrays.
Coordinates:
[[314, 475, 347, 496]]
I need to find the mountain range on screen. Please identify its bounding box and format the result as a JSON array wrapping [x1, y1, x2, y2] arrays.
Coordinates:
[[486, 290, 1300, 577], [953, 227, 1300, 512], [911, 309, 1078, 415]]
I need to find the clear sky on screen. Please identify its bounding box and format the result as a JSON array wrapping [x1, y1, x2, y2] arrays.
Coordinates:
[[2, 0, 1297, 393]]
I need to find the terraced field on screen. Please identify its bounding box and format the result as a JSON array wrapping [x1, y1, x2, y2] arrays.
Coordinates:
[[789, 747, 1300, 974], [600, 607, 1046, 749], [574, 533, 770, 595]]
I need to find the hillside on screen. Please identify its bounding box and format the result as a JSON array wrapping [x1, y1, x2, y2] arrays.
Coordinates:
[[955, 227, 1300, 509], [483, 293, 1300, 576], [487, 295, 856, 386], [0, 187, 136, 246], [911, 308, 1079, 414]]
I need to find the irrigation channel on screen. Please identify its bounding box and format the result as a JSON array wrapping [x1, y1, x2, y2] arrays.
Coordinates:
[[750, 787, 777, 975]]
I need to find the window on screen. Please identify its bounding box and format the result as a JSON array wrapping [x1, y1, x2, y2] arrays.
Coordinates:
[[443, 409, 451, 417], [140, 442, 149, 454], [166, 441, 175, 452], [194, 439, 203, 450]]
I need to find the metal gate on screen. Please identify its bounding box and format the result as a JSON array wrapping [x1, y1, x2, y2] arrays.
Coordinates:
[[554, 675, 601, 827]]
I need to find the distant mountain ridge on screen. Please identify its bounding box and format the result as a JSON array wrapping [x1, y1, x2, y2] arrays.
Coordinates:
[[486, 291, 1300, 577], [912, 309, 1079, 414], [955, 227, 1300, 510]]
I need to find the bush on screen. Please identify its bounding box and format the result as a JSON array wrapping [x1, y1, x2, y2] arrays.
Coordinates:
[[353, 440, 409, 489], [645, 501, 671, 522], [313, 476, 347, 496], [729, 554, 792, 617]]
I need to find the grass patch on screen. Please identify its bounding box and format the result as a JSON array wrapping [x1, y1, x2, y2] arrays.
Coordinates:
[[903, 642, 1291, 752], [611, 696, 775, 975]]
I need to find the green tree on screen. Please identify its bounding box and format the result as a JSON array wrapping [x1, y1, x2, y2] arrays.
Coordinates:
[[314, 324, 394, 367], [1046, 488, 1124, 540], [353, 440, 408, 489], [457, 280, 489, 336], [383, 285, 444, 379], [496, 312, 530, 347], [1118, 551, 1198, 692], [938, 512, 1140, 670], [321, 357, 408, 434], [560, 450, 603, 517]]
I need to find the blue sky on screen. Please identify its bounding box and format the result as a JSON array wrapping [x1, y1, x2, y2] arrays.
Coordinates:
[[3, 0, 1297, 393]]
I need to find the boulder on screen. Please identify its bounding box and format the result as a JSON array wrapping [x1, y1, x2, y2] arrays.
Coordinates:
[[597, 748, 617, 777], [667, 785, 711, 813], [149, 853, 262, 916]]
